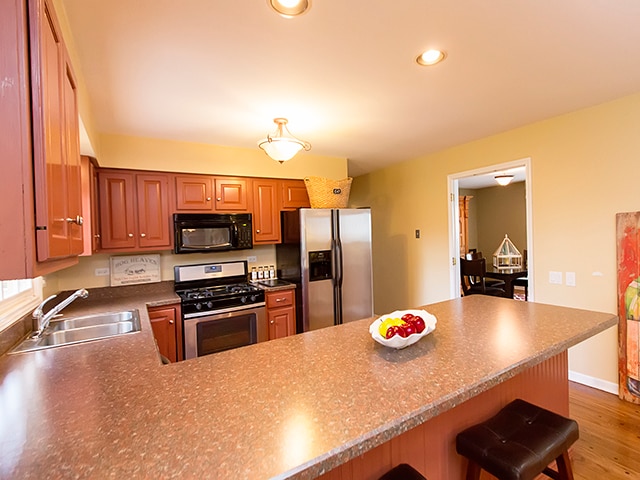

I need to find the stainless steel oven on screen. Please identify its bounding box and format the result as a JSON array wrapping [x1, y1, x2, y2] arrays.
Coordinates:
[[183, 304, 266, 359], [174, 261, 266, 360]]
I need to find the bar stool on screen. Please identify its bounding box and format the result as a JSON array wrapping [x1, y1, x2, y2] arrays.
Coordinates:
[[378, 464, 427, 480], [455, 399, 579, 480]]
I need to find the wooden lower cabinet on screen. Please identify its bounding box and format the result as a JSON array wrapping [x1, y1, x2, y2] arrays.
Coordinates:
[[147, 304, 183, 363], [266, 288, 296, 340]]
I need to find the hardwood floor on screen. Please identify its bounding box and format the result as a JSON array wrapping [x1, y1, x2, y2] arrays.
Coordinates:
[[569, 381, 640, 479]]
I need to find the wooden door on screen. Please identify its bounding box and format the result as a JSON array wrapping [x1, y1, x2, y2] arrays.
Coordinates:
[[280, 179, 310, 210], [98, 171, 137, 250], [175, 174, 214, 211], [148, 306, 179, 363], [214, 177, 250, 211], [136, 173, 171, 249], [253, 179, 280, 244]]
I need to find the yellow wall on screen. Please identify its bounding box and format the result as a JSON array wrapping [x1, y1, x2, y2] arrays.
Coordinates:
[[98, 133, 347, 179], [475, 182, 527, 257], [350, 92, 640, 389]]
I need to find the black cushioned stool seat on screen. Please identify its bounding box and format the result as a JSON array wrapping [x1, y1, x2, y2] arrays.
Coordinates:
[[378, 463, 427, 480], [455, 399, 579, 480]]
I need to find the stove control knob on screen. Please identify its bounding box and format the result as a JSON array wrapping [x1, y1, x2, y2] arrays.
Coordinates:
[[195, 303, 202, 310], [206, 301, 213, 309], [241, 296, 248, 304], [250, 295, 258, 302]]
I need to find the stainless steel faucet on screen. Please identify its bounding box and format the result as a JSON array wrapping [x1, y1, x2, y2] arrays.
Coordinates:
[[31, 288, 89, 338]]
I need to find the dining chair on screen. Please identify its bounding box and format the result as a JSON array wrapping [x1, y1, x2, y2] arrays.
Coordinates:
[[465, 251, 505, 289], [460, 257, 506, 297]]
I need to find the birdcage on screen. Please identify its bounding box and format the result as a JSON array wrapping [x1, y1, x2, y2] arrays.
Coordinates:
[[493, 234, 522, 269]]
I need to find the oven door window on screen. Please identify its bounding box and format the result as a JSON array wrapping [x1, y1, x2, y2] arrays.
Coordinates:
[[196, 313, 257, 356], [181, 227, 231, 250]]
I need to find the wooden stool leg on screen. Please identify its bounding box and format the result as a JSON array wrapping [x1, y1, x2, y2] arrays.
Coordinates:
[[555, 450, 574, 480], [465, 460, 482, 480]]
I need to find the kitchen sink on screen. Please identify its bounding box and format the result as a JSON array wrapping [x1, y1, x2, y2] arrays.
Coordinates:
[[9, 310, 141, 354], [48, 310, 139, 331]]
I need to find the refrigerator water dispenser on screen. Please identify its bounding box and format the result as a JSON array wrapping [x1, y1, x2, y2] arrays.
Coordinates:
[[308, 250, 332, 281]]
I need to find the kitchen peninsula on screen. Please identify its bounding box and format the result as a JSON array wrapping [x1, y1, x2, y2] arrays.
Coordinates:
[[0, 291, 616, 479]]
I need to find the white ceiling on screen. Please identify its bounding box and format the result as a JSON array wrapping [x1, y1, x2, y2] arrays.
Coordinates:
[[61, 0, 640, 177]]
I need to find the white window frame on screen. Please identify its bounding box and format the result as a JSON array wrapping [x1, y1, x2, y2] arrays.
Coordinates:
[[0, 278, 44, 332]]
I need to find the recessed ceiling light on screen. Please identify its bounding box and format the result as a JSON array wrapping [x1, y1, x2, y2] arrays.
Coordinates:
[[269, 0, 310, 18], [416, 49, 446, 66]]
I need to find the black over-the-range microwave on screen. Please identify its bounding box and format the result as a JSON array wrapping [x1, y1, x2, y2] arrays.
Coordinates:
[[173, 213, 253, 254]]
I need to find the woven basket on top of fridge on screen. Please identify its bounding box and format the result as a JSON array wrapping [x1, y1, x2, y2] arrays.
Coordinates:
[[304, 176, 353, 208]]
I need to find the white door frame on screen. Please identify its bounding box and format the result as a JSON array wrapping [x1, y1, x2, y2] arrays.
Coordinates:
[[447, 157, 534, 300]]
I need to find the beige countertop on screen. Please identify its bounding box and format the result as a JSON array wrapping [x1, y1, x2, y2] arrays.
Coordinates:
[[0, 290, 617, 479]]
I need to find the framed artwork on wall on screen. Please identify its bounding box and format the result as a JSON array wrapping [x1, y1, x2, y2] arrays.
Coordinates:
[[617, 211, 640, 403]]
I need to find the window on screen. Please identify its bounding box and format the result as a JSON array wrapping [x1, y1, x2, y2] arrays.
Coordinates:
[[0, 278, 43, 331]]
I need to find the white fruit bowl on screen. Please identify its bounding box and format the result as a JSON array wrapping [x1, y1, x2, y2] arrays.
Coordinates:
[[369, 309, 437, 349]]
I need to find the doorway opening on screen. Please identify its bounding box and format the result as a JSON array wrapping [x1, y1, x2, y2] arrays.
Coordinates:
[[447, 158, 533, 300]]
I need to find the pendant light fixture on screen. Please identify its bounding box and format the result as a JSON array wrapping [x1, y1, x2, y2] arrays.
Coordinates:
[[494, 174, 514, 186], [269, 0, 310, 18], [258, 118, 311, 163]]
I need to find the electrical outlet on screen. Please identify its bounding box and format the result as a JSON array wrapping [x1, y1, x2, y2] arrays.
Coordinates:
[[566, 272, 576, 287], [549, 271, 562, 284], [247, 256, 257, 262], [95, 268, 110, 277], [415, 229, 420, 239]]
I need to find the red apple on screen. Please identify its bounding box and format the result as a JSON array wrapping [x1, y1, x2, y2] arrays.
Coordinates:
[[402, 322, 416, 336], [401, 313, 415, 323], [413, 316, 426, 333], [385, 325, 400, 339]]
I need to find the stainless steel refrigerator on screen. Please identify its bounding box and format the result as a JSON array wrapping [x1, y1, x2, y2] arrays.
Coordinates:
[[276, 208, 373, 332]]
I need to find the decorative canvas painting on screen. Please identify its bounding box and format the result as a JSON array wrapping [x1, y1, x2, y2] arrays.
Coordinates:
[[617, 211, 640, 403]]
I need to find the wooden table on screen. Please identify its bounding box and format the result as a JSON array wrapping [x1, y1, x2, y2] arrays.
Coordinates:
[[486, 266, 527, 298]]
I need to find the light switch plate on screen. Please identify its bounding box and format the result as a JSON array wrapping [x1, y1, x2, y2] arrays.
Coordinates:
[[95, 267, 110, 277], [247, 256, 257, 262], [566, 272, 576, 286], [549, 271, 563, 284]]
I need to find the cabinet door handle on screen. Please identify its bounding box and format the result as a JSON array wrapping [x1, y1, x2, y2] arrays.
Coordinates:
[[256, 229, 261, 234], [94, 234, 101, 238], [128, 233, 134, 238], [206, 197, 211, 201], [270, 320, 275, 324], [169, 319, 174, 324], [275, 298, 285, 302], [140, 233, 146, 238], [66, 215, 84, 225], [217, 197, 222, 201]]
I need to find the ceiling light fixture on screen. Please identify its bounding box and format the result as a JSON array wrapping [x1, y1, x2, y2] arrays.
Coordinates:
[[416, 49, 446, 66], [258, 118, 311, 163], [269, 0, 310, 18], [494, 174, 514, 186]]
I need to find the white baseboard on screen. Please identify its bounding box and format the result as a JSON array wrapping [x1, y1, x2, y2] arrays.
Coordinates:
[[568, 370, 619, 395]]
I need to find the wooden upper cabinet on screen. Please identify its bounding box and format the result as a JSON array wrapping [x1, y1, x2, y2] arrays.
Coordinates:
[[252, 179, 280, 244], [98, 170, 171, 252], [175, 174, 214, 211], [280, 179, 310, 210], [136, 174, 171, 248], [175, 174, 250, 212], [214, 177, 250, 212], [31, 0, 83, 262], [98, 171, 137, 250]]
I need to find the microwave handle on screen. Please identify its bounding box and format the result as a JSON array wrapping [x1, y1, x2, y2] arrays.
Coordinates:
[[232, 223, 239, 244]]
